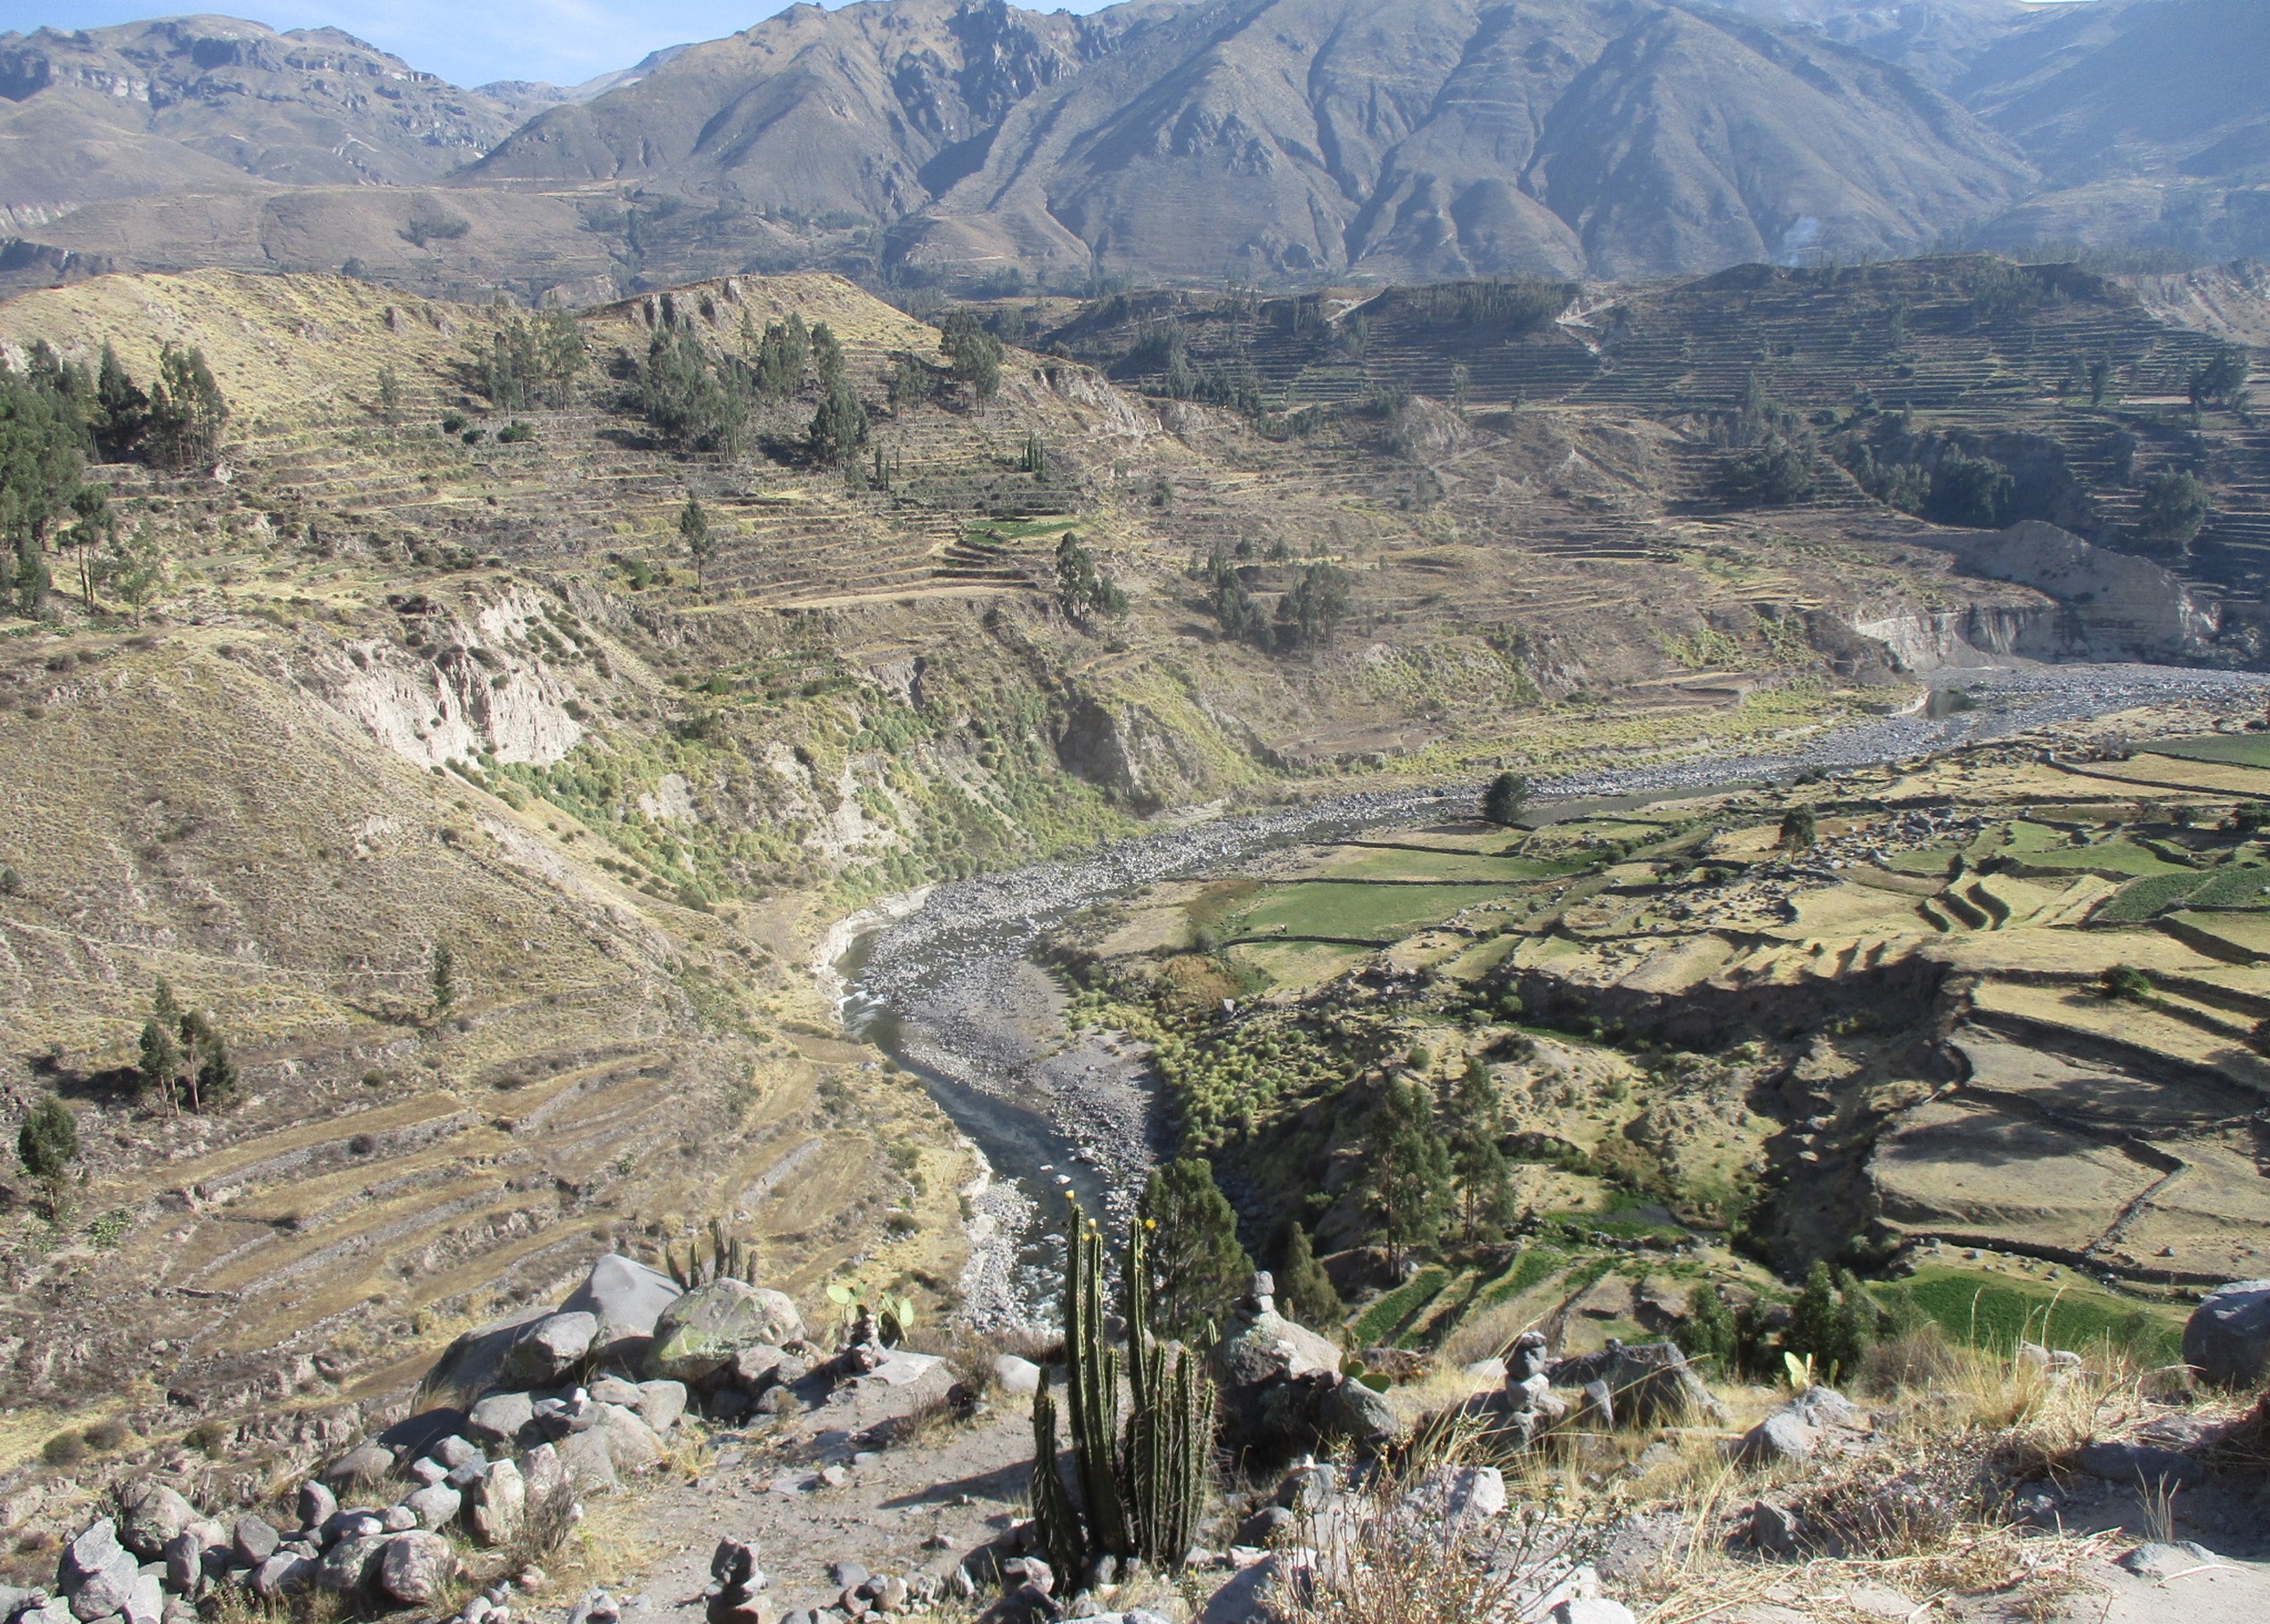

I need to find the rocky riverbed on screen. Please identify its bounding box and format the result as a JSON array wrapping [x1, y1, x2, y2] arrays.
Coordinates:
[[839, 663, 2270, 1326]]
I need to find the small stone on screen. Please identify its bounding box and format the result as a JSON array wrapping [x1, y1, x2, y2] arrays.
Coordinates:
[[1735, 1410, 1816, 1464], [819, 1465, 846, 1488], [2073, 1440, 2205, 1489], [875, 1577, 906, 1613], [295, 1484, 337, 1531], [433, 1436, 486, 1472], [634, 1381, 688, 1435], [1749, 1499, 1800, 1558], [470, 1459, 527, 1547], [380, 1507, 418, 1534], [315, 1535, 386, 1595], [826, 1563, 868, 1591], [2118, 1541, 2217, 1579], [118, 1489, 200, 1561], [1551, 1603, 1637, 1624], [408, 1458, 448, 1487], [323, 1441, 395, 1491], [467, 1392, 536, 1449]]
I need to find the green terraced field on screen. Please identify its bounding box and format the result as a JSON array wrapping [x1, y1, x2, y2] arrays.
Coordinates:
[[1875, 1263, 2185, 1364], [2094, 870, 2210, 922], [2143, 735, 2270, 771], [1349, 1266, 1449, 1347], [1225, 880, 1520, 943]]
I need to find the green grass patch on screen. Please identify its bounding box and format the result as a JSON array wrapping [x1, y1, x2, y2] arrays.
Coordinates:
[[2181, 862, 2270, 910], [1875, 1263, 2185, 1364], [1885, 844, 1961, 876], [1350, 1266, 1449, 1347], [1469, 1246, 1569, 1313], [1227, 880, 1518, 943], [1326, 846, 1566, 882], [2006, 838, 2191, 879], [2141, 734, 2270, 771], [2094, 869, 2210, 923]]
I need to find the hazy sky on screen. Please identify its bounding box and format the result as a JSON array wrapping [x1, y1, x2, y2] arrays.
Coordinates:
[[0, 3, 1104, 87], [0, 0, 2103, 94]]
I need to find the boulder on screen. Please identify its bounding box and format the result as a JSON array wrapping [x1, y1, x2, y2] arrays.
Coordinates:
[[379, 1408, 470, 1462], [593, 1405, 666, 1472], [295, 1483, 336, 1531], [1209, 1282, 1351, 1460], [466, 1392, 536, 1450], [419, 1306, 553, 1410], [378, 1533, 457, 1607], [321, 1441, 395, 1492], [433, 1435, 485, 1472], [586, 1377, 642, 1408], [248, 1555, 315, 1600], [469, 1459, 526, 1547], [1736, 1410, 1816, 1465], [993, 1356, 1041, 1397], [2118, 1541, 2218, 1579], [122, 1573, 162, 1624], [505, 1312, 599, 1388], [560, 1255, 683, 1361], [634, 1380, 688, 1435], [558, 1428, 620, 1494], [2184, 1278, 2270, 1391], [646, 1281, 806, 1383], [380, 1507, 417, 1533], [2072, 1440, 2205, 1489], [61, 1521, 140, 1622], [519, 1442, 568, 1507], [231, 1517, 279, 1569], [116, 1489, 199, 1561], [403, 1486, 462, 1532], [315, 1535, 387, 1595]]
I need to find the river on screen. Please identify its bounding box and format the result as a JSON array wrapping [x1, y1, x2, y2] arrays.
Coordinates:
[[832, 662, 2270, 1325]]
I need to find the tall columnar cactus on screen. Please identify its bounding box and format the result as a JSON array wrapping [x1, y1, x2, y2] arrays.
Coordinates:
[[1029, 1193, 1214, 1578], [664, 1216, 759, 1290]]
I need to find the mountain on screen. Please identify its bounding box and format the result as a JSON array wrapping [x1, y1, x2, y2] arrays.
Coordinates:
[[0, 0, 2263, 297], [0, 14, 524, 233]]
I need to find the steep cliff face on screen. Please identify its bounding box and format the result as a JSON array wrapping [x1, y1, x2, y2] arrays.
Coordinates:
[[1852, 520, 2219, 669]]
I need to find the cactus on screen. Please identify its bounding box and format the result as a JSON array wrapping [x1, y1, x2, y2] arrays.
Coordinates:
[[662, 1215, 759, 1290], [1033, 1193, 1213, 1577]]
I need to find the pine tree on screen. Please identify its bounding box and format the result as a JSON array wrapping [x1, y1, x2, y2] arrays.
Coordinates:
[[1833, 1267, 1875, 1375], [16, 1096, 78, 1180], [1277, 1221, 1343, 1330], [1363, 1077, 1453, 1269], [431, 942, 455, 1020], [1139, 1158, 1252, 1345], [680, 496, 714, 590], [94, 342, 147, 456], [177, 1009, 236, 1113], [807, 381, 870, 467], [1779, 804, 1817, 849], [1446, 1061, 1517, 1243], [1482, 771, 1531, 827], [810, 322, 845, 394], [146, 344, 228, 469], [1784, 1260, 1869, 1379], [1681, 1281, 1735, 1373], [140, 979, 184, 1113]]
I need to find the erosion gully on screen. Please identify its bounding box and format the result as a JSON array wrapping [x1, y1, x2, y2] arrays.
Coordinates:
[[831, 664, 2270, 1326]]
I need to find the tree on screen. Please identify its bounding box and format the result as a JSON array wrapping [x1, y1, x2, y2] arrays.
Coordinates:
[[2, 349, 94, 618], [1719, 436, 1816, 507], [939, 311, 1003, 403], [1681, 1281, 1735, 1373], [431, 942, 456, 1019], [752, 314, 810, 399], [1362, 1077, 1453, 1269], [810, 322, 845, 394], [180, 1009, 237, 1111], [16, 1095, 78, 1181], [145, 343, 228, 469], [1055, 532, 1126, 624], [680, 495, 714, 590], [1482, 771, 1530, 827], [1928, 452, 2012, 528], [1277, 1222, 1343, 1329], [2086, 356, 2111, 407], [887, 352, 931, 412], [2190, 346, 2250, 412], [1445, 1061, 1517, 1243], [807, 380, 870, 467], [374, 363, 403, 427], [1784, 1259, 1869, 1379], [1779, 804, 1817, 849], [2136, 470, 2211, 554], [1139, 1157, 1252, 1346], [640, 327, 747, 453], [94, 342, 147, 456], [137, 982, 183, 1109], [1274, 561, 1351, 651], [102, 521, 166, 624]]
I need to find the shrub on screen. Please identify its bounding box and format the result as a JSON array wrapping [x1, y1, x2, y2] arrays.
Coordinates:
[[1482, 771, 1530, 826], [42, 1432, 86, 1465], [2098, 964, 2152, 1003], [17, 1096, 78, 1179]]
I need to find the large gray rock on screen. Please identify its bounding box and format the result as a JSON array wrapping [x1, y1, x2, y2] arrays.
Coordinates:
[[231, 1516, 278, 1569], [558, 1428, 620, 1494], [1209, 1296, 1347, 1460], [61, 1521, 139, 1622], [2073, 1440, 2205, 1489], [315, 1535, 386, 1595], [466, 1391, 536, 1450], [520, 1441, 568, 1507], [645, 1280, 805, 1382], [320, 1440, 395, 1491], [248, 1554, 315, 1600], [116, 1489, 198, 1561], [121, 1574, 161, 1624], [560, 1255, 683, 1361], [418, 1305, 552, 1410], [634, 1380, 687, 1435], [402, 1485, 461, 1532], [294, 1482, 336, 1531], [505, 1312, 598, 1387], [1736, 1410, 1817, 1465], [2184, 1278, 2270, 1391], [378, 1533, 457, 1607], [469, 1458, 526, 1547]]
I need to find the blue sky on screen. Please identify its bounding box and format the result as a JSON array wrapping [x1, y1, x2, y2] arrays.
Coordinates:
[[0, 2, 1111, 88], [0, 0, 2102, 93]]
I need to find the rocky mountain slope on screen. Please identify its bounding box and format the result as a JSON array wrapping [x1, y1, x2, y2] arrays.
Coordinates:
[[0, 0, 2263, 296]]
